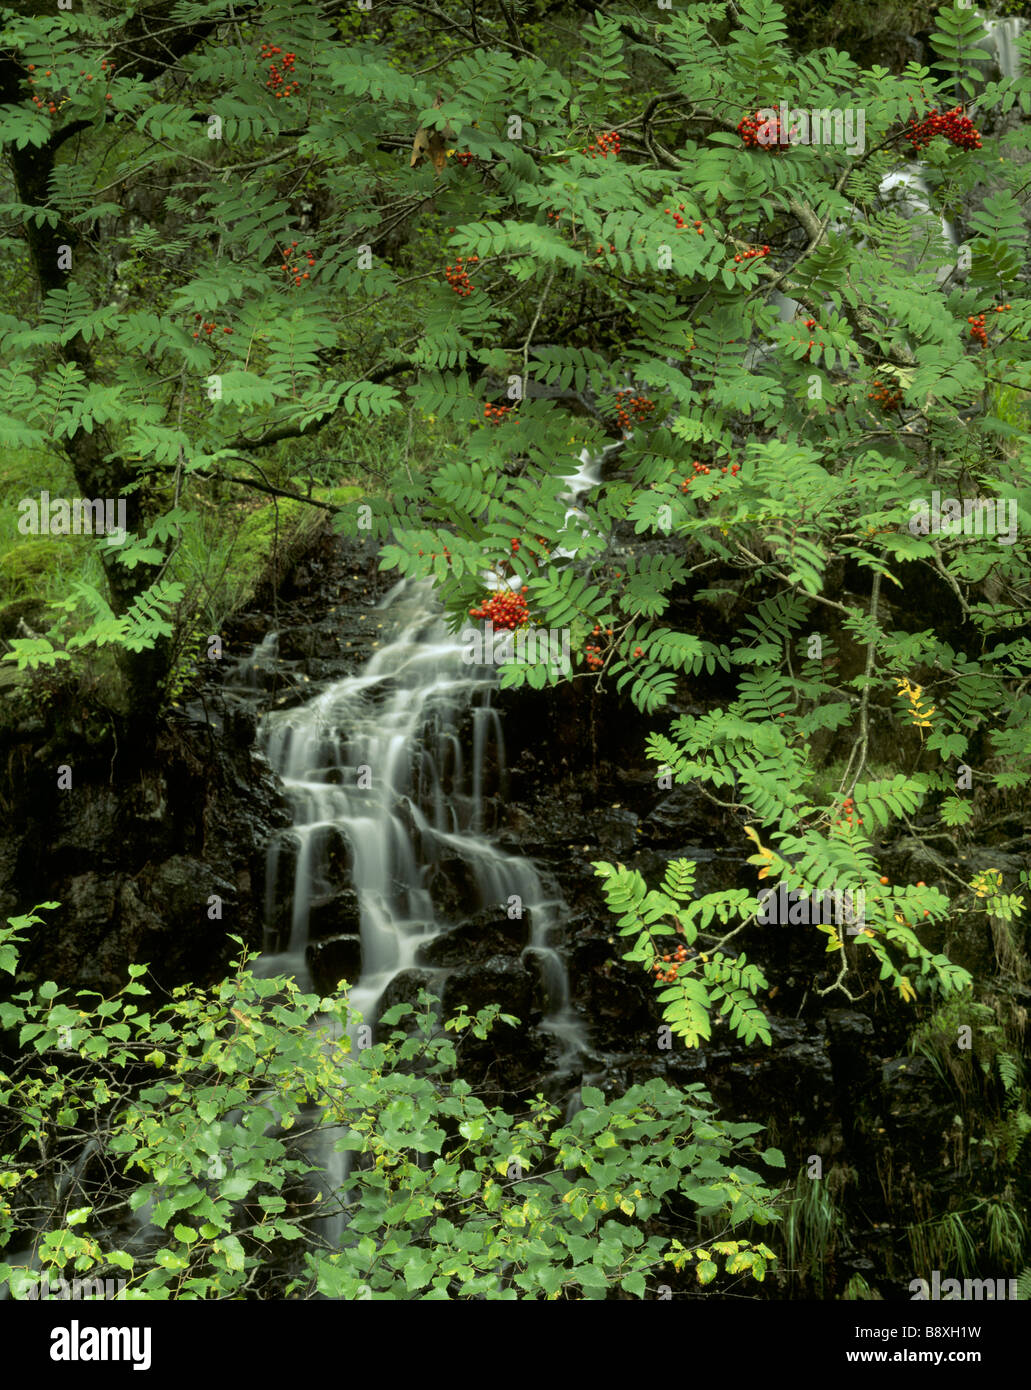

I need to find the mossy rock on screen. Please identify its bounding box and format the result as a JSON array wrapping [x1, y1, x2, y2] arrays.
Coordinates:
[[0, 538, 70, 593], [0, 597, 50, 640], [0, 664, 28, 692], [230, 486, 362, 611]]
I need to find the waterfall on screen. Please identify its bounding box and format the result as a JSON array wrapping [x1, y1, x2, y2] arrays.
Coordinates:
[[551, 439, 625, 560], [255, 578, 588, 1241], [977, 14, 1026, 83], [877, 167, 960, 286]]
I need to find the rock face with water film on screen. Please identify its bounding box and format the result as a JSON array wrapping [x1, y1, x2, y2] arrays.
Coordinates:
[[0, 701, 290, 993]]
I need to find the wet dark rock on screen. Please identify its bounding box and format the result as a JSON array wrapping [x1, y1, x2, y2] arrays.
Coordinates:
[[637, 786, 719, 843], [587, 807, 638, 856], [48, 787, 125, 873], [569, 926, 656, 1052], [306, 934, 362, 993], [143, 856, 238, 922], [712, 1016, 834, 1129], [295, 659, 348, 685], [20, 858, 237, 996], [417, 906, 529, 966], [880, 1054, 956, 1142], [276, 624, 344, 662], [264, 827, 354, 946], [825, 1009, 876, 1073], [455, 1022, 552, 1109], [442, 955, 543, 1022], [426, 855, 481, 918], [0, 693, 290, 992], [306, 889, 361, 941], [376, 967, 439, 1021]]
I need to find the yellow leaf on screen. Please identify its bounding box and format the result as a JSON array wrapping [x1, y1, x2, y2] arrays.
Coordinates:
[[898, 978, 916, 1003]]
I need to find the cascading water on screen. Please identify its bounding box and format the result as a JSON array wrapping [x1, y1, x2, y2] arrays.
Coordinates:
[[972, 12, 1026, 86], [253, 578, 588, 1237]]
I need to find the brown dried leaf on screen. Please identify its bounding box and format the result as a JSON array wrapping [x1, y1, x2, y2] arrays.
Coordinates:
[[411, 126, 449, 172]]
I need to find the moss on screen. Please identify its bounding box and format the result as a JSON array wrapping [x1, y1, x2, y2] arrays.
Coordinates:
[[0, 449, 76, 506], [229, 485, 362, 610], [0, 597, 50, 640], [0, 538, 73, 595]]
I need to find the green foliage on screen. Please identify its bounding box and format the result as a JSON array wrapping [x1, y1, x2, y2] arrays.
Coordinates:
[[0, 907, 783, 1300], [593, 859, 771, 1047]]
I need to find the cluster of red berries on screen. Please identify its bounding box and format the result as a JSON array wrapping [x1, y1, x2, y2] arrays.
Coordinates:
[[278, 241, 315, 286], [653, 942, 690, 984], [484, 403, 511, 424], [614, 390, 655, 430], [834, 796, 863, 829], [444, 255, 478, 297], [732, 245, 770, 265], [468, 589, 530, 630], [868, 380, 904, 412], [664, 204, 705, 235], [584, 623, 614, 670], [192, 313, 233, 339], [680, 458, 741, 491], [454, 150, 474, 167], [261, 43, 299, 99], [968, 312, 988, 347], [27, 59, 117, 111], [968, 304, 1010, 346], [737, 111, 791, 152], [904, 105, 981, 152], [585, 130, 620, 158], [591, 242, 618, 257]]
